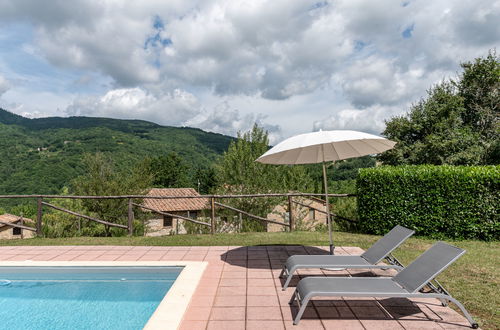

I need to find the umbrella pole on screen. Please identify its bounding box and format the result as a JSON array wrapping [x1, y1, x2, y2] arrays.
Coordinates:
[[322, 162, 335, 255]]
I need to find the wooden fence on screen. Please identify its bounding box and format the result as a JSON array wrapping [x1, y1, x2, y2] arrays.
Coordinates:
[[0, 192, 356, 237]]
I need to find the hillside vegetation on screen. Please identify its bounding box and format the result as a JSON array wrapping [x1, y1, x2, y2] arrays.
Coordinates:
[[0, 108, 234, 195]]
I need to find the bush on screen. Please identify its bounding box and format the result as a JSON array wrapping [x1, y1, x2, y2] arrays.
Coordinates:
[[357, 165, 499, 240]]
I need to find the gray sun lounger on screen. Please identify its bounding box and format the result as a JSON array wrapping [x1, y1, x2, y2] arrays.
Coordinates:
[[279, 225, 414, 290], [289, 241, 478, 328]]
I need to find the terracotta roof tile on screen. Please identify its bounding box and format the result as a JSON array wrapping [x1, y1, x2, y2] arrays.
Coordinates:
[[0, 213, 34, 228], [142, 188, 209, 212]]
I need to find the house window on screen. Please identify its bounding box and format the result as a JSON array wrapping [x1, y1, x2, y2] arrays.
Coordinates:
[[309, 208, 315, 220], [13, 227, 22, 235], [163, 215, 173, 227], [189, 211, 198, 219]]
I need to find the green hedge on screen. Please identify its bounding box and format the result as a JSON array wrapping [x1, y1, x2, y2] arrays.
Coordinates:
[[357, 165, 499, 240]]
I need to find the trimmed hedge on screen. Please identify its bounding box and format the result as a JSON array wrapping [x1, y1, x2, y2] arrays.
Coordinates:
[[357, 165, 499, 240]]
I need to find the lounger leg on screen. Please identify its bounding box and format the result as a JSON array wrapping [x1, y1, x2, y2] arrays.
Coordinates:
[[279, 267, 286, 278], [289, 291, 297, 305], [282, 273, 294, 290], [293, 296, 310, 325], [442, 295, 479, 329]]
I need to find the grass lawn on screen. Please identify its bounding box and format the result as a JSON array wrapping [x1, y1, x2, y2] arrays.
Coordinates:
[[1, 231, 498, 329]]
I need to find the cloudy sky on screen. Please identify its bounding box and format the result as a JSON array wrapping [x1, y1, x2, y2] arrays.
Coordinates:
[[0, 0, 498, 143]]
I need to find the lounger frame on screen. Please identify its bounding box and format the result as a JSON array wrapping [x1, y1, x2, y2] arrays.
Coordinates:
[[280, 225, 414, 290], [289, 242, 479, 328]]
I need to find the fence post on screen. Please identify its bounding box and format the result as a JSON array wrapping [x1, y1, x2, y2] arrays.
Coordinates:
[[210, 197, 216, 234], [288, 195, 294, 231], [239, 212, 243, 232], [36, 197, 43, 237], [20, 214, 24, 239], [128, 198, 134, 236]]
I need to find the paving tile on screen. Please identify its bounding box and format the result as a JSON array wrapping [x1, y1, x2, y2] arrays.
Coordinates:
[[360, 319, 404, 329], [278, 294, 295, 306], [351, 306, 391, 320], [384, 305, 429, 320], [179, 320, 207, 330], [247, 306, 283, 320], [196, 285, 218, 296], [219, 278, 247, 287], [247, 295, 279, 307], [378, 297, 416, 307], [322, 319, 364, 329], [246, 286, 276, 296], [217, 286, 246, 296], [214, 295, 246, 307], [439, 320, 475, 329], [344, 298, 378, 307], [335, 306, 356, 319], [207, 320, 246, 330], [248, 278, 276, 287], [197, 278, 221, 287], [315, 306, 339, 318], [189, 294, 215, 307], [210, 307, 246, 320], [398, 320, 444, 329], [282, 306, 317, 321], [221, 271, 246, 279], [183, 307, 212, 320], [284, 319, 324, 330], [428, 305, 470, 322], [247, 320, 285, 330]]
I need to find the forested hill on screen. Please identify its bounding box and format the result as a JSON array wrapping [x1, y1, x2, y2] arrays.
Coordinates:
[[0, 108, 234, 194]]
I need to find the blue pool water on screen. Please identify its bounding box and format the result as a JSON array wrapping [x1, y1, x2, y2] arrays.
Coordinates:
[[0, 266, 183, 330]]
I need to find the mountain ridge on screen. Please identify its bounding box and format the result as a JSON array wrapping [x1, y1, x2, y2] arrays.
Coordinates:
[[0, 108, 234, 195]]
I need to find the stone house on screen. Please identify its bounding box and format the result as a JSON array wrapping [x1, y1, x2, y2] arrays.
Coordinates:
[[142, 188, 209, 236], [267, 197, 328, 232], [0, 214, 36, 240]]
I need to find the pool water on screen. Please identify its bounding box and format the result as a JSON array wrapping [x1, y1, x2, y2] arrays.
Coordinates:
[[0, 266, 183, 330]]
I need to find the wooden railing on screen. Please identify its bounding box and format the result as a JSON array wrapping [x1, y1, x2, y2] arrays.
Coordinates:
[[0, 192, 356, 237]]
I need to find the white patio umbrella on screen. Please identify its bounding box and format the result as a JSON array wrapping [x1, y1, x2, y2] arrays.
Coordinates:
[[256, 130, 396, 255]]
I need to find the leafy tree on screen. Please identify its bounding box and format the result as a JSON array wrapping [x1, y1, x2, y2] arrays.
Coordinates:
[[193, 166, 217, 194], [144, 152, 191, 188], [380, 51, 499, 165], [71, 153, 152, 236], [215, 124, 314, 231]]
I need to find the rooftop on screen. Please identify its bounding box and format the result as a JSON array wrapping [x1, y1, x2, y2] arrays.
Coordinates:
[[142, 188, 209, 212], [0, 214, 33, 229]]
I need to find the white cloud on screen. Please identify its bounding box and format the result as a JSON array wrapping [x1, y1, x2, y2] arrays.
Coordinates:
[[184, 101, 282, 143], [0, 75, 9, 96], [0, 0, 498, 139], [313, 105, 406, 135], [66, 87, 200, 125]]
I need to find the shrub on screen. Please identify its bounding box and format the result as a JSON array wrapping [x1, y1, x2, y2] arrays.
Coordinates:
[[357, 165, 499, 240]]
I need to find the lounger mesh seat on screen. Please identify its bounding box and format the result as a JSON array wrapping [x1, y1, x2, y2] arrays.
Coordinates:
[[280, 225, 414, 289], [289, 242, 478, 328]]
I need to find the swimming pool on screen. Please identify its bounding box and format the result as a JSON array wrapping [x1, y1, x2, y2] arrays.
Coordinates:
[[0, 263, 206, 330]]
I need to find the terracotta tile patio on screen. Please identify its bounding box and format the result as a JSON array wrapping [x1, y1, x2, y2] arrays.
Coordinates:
[[0, 245, 475, 329]]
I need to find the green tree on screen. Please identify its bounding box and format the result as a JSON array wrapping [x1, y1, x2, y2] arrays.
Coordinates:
[[145, 152, 191, 188], [193, 166, 217, 194], [216, 124, 314, 231], [71, 153, 152, 236], [380, 51, 499, 165]]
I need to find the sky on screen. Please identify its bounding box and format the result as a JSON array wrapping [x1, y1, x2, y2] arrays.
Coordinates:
[[0, 0, 498, 143]]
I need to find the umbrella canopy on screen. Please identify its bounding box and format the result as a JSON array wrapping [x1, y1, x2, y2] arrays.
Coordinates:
[[257, 130, 396, 165], [256, 130, 396, 255]]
